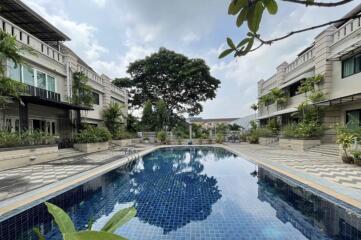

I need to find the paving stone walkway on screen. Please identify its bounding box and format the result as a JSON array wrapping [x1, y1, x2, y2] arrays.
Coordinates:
[[226, 143, 361, 190], [0, 144, 152, 202]]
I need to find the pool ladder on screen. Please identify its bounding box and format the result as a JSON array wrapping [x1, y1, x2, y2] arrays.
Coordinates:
[[125, 147, 140, 163]]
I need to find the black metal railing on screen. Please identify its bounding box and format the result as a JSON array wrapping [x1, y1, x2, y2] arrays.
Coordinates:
[[25, 85, 61, 102]]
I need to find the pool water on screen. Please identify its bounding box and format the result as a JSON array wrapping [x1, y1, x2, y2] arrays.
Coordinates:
[[1, 147, 361, 239]]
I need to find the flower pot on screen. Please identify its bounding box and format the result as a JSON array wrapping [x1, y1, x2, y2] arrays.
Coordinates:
[[342, 155, 354, 164], [354, 158, 361, 166]]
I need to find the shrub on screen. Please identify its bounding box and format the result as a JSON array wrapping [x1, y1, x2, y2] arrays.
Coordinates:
[[0, 131, 20, 147], [351, 151, 361, 160], [74, 127, 112, 144], [113, 130, 136, 140], [216, 133, 224, 144], [257, 128, 274, 138], [266, 118, 280, 135], [336, 127, 355, 157], [157, 130, 167, 144], [282, 121, 323, 139], [240, 132, 247, 142], [0, 130, 57, 148]]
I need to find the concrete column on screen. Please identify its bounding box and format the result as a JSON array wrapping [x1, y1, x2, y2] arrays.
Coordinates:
[[314, 26, 336, 97], [101, 74, 112, 107], [275, 61, 288, 86], [19, 101, 28, 132]]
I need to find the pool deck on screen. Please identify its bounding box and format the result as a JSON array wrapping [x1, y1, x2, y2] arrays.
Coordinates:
[[224, 143, 361, 210], [0, 144, 155, 221], [1, 143, 361, 221]]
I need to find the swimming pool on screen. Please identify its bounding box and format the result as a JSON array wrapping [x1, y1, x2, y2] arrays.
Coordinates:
[[1, 147, 361, 239]]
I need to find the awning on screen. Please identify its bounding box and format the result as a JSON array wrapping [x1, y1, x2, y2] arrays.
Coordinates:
[[279, 70, 315, 89], [0, 0, 70, 42], [314, 92, 361, 106], [20, 96, 92, 111], [328, 41, 361, 61], [257, 107, 298, 120]]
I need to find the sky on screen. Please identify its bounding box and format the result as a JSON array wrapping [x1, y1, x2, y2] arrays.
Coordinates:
[[23, 0, 359, 118]]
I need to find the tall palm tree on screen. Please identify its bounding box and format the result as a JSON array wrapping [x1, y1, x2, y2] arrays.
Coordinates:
[[250, 103, 258, 119], [270, 88, 287, 110], [102, 103, 125, 137]]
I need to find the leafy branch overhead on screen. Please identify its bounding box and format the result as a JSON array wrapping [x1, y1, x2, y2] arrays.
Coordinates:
[[219, 0, 355, 59]]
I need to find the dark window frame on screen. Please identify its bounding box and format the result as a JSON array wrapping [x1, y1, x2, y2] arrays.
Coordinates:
[[342, 54, 361, 78], [92, 92, 100, 105], [346, 109, 361, 127]]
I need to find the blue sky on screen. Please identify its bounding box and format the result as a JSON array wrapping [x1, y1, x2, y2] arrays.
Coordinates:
[[23, 0, 359, 118]]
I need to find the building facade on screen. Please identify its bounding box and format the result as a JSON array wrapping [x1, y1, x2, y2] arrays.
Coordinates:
[[257, 4, 361, 143], [191, 118, 240, 130], [0, 0, 128, 141]]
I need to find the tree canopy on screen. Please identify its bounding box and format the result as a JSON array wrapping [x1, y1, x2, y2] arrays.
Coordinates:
[[114, 48, 220, 116]]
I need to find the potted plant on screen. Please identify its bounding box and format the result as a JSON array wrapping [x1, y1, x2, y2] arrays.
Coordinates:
[[73, 127, 112, 153], [352, 151, 361, 166], [336, 130, 354, 164], [156, 130, 167, 144]]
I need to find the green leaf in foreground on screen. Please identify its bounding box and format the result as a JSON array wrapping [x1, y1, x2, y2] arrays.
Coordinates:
[[226, 37, 236, 49], [264, 0, 278, 15], [45, 202, 76, 235], [101, 207, 137, 233], [247, 1, 264, 33], [218, 49, 234, 59], [33, 228, 46, 240], [64, 231, 127, 240]]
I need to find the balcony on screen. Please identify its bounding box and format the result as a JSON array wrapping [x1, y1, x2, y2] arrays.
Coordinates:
[[0, 16, 65, 64], [24, 85, 61, 102]]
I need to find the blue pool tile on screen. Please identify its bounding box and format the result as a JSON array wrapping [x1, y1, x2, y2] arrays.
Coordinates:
[[0, 147, 361, 239]]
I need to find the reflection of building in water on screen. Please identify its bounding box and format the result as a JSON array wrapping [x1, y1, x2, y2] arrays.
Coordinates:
[[257, 168, 361, 240]]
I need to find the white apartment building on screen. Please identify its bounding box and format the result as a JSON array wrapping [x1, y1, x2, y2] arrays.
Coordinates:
[[0, 0, 128, 143], [257, 4, 361, 143]]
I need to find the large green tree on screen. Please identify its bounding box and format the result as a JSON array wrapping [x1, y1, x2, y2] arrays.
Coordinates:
[[114, 48, 220, 116], [141, 100, 154, 131], [154, 99, 169, 131]]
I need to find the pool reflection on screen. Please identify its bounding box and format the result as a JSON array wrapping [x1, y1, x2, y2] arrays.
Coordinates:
[[257, 168, 361, 240]]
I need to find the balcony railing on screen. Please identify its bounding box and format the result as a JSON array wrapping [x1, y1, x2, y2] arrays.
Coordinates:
[[0, 16, 65, 64], [25, 85, 61, 102]]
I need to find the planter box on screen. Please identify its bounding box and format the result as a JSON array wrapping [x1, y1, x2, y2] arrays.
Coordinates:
[[73, 142, 109, 153], [111, 138, 141, 147], [259, 137, 278, 146], [0, 145, 59, 171], [279, 138, 321, 152]]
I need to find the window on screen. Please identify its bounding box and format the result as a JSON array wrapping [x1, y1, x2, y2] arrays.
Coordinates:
[[346, 109, 361, 129], [289, 81, 302, 97], [47, 75, 56, 92], [37, 71, 46, 89], [342, 54, 361, 78], [8, 60, 21, 82], [23, 65, 34, 86], [92, 92, 100, 105]]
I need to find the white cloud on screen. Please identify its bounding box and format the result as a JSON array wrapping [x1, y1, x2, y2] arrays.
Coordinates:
[[91, 0, 107, 7], [20, 0, 361, 118]]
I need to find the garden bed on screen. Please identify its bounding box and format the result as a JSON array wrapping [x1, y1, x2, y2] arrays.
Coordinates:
[[279, 138, 321, 151], [73, 142, 109, 153]]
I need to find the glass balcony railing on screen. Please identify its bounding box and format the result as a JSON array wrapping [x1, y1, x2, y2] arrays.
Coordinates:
[[25, 84, 61, 102]]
